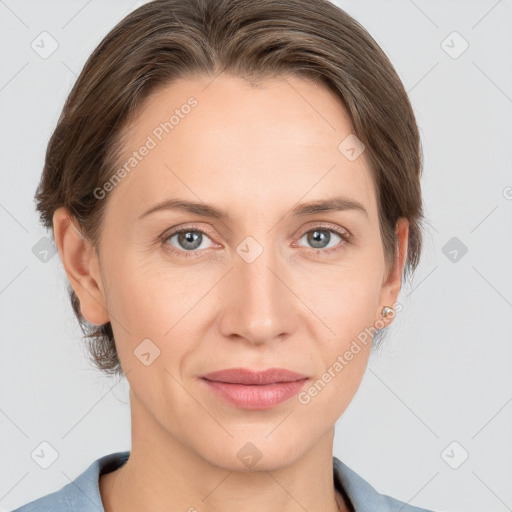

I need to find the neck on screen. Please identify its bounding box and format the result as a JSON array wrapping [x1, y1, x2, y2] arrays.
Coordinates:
[[100, 391, 348, 512]]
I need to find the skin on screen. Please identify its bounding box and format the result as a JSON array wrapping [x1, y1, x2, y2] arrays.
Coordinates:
[[53, 73, 409, 512]]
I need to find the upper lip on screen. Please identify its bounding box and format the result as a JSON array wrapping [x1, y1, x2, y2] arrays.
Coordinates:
[[201, 368, 308, 385]]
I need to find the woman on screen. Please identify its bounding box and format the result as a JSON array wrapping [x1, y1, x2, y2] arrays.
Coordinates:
[[14, 0, 438, 510]]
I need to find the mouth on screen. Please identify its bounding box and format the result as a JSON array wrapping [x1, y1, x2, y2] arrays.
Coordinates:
[[200, 368, 309, 410]]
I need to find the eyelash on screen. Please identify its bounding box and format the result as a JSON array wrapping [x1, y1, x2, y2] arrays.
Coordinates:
[[159, 223, 351, 258]]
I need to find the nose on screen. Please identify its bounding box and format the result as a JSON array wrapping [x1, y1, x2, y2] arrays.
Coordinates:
[[218, 243, 295, 346]]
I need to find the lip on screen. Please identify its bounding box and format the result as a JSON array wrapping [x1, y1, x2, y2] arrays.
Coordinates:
[[200, 368, 309, 410], [201, 368, 308, 385]]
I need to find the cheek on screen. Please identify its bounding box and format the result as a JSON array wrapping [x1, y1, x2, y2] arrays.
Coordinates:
[[99, 256, 167, 352], [302, 256, 383, 335], [319, 287, 377, 391], [300, 258, 383, 387], [103, 227, 384, 363], [295, 273, 380, 417]]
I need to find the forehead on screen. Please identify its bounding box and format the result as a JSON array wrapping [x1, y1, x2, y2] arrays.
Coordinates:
[[105, 73, 377, 225]]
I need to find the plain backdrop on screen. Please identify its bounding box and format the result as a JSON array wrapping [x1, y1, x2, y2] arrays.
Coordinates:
[[1, 1, 511, 511]]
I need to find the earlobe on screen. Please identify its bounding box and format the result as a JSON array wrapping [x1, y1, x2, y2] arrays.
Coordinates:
[[52, 207, 109, 326]]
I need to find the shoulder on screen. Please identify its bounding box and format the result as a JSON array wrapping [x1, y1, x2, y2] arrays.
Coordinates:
[[333, 457, 439, 512], [11, 451, 130, 512]]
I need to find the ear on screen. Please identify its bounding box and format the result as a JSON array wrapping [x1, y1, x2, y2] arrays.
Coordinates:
[[375, 217, 409, 326], [52, 207, 109, 326]]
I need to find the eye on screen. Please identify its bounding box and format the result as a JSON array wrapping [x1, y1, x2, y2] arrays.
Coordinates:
[[161, 226, 214, 257], [159, 223, 351, 258], [295, 225, 351, 255]]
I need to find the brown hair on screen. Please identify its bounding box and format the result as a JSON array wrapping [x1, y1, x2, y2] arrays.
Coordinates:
[[35, 0, 424, 376]]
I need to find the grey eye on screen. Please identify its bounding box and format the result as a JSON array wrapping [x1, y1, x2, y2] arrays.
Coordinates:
[[166, 229, 213, 252], [299, 229, 342, 250]]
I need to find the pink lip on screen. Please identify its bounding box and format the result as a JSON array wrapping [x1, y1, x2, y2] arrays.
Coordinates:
[[200, 368, 309, 410]]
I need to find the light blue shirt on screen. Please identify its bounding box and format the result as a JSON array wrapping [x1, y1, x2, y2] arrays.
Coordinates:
[[12, 451, 437, 511]]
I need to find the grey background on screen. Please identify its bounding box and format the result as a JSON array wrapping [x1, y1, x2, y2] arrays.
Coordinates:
[[1, 0, 511, 511]]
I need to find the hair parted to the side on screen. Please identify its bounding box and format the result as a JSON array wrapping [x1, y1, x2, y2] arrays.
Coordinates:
[[35, 0, 424, 377]]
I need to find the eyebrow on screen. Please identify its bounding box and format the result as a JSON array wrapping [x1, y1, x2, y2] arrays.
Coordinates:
[[138, 195, 368, 220]]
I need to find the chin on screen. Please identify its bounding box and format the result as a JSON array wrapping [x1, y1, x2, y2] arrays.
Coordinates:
[[195, 433, 308, 473]]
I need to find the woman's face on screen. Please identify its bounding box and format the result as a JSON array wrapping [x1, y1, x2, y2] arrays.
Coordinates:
[[71, 73, 408, 470]]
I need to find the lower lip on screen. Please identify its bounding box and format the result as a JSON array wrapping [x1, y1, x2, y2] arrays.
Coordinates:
[[201, 378, 308, 410]]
